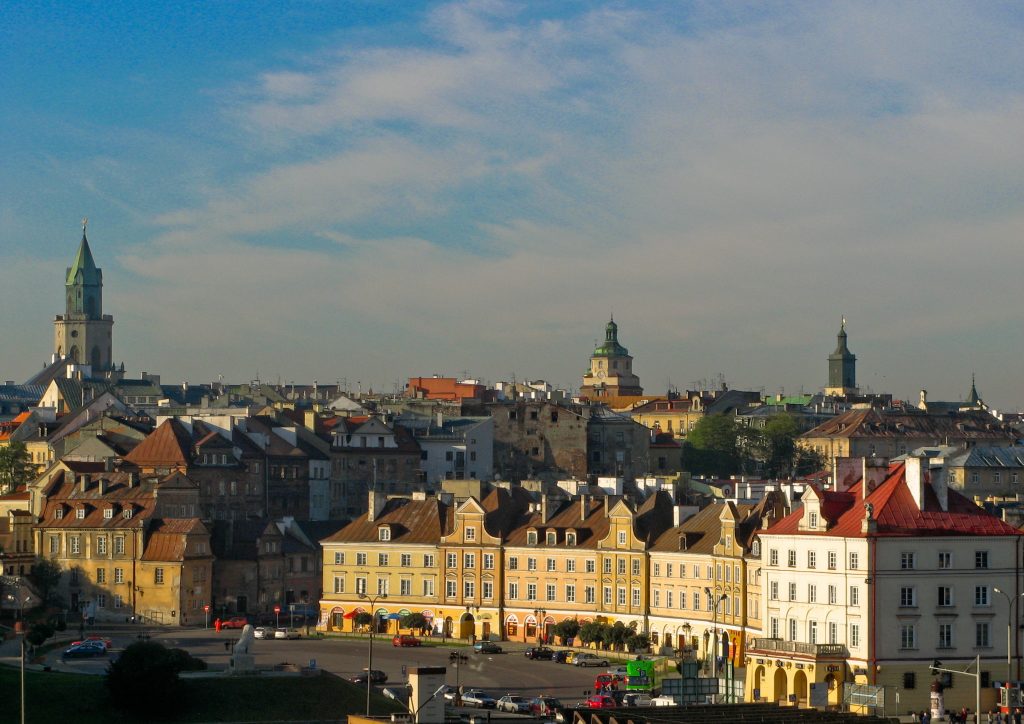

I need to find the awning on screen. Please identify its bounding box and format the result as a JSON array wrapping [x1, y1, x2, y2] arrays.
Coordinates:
[[386, 613, 403, 620], [422, 610, 435, 619]]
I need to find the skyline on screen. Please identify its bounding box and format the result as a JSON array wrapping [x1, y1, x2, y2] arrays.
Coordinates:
[[2, 2, 1023, 407]]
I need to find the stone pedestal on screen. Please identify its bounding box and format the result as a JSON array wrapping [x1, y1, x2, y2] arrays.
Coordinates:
[[230, 653, 256, 675]]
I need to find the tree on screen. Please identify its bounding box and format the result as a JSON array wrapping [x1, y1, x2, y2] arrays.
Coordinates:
[[578, 622, 605, 646], [353, 612, 374, 630], [625, 631, 650, 653], [684, 415, 741, 477], [400, 612, 428, 632], [107, 641, 185, 717], [552, 619, 580, 643], [0, 442, 32, 494], [28, 559, 63, 606], [26, 622, 53, 647]]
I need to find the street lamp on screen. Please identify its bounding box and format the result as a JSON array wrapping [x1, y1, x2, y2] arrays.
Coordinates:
[[533, 608, 547, 645], [932, 657, 980, 724], [993, 587, 1024, 683], [359, 591, 387, 717], [704, 587, 728, 701]]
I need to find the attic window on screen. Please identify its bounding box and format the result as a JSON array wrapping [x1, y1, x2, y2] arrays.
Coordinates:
[[527, 530, 538, 546], [546, 531, 557, 545], [378, 526, 391, 542], [808, 512, 819, 529], [465, 526, 476, 542], [123, 508, 133, 519], [566, 531, 577, 546], [103, 508, 113, 519], [752, 540, 761, 557], [76, 508, 86, 519], [55, 508, 64, 519]]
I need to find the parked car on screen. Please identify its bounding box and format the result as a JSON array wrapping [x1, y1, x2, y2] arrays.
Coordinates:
[[496, 695, 530, 713], [525, 646, 554, 660], [584, 695, 618, 709], [651, 695, 677, 706], [621, 693, 654, 707], [564, 651, 578, 664], [473, 641, 502, 654], [253, 626, 272, 639], [575, 653, 610, 667], [221, 616, 249, 629], [70, 636, 113, 650], [351, 669, 388, 685], [460, 689, 497, 708], [274, 627, 301, 639], [551, 650, 570, 663], [529, 696, 563, 716], [392, 634, 421, 647], [62, 642, 107, 659]]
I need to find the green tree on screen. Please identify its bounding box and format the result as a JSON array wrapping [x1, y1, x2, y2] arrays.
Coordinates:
[[0, 442, 33, 494], [625, 631, 650, 652], [353, 612, 374, 630], [400, 612, 428, 632], [107, 641, 185, 717], [684, 415, 741, 476], [552, 619, 580, 643], [26, 622, 54, 647], [28, 558, 63, 606], [578, 621, 605, 646]]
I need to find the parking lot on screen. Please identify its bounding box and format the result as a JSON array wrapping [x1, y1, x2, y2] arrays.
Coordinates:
[[46, 628, 621, 707]]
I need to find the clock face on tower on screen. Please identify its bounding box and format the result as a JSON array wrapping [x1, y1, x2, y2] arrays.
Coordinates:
[[597, 370, 606, 379]]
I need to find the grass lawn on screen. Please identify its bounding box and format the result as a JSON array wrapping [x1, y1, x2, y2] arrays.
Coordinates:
[[0, 667, 405, 722]]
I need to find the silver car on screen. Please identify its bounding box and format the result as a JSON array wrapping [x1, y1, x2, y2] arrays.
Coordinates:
[[497, 694, 530, 713]]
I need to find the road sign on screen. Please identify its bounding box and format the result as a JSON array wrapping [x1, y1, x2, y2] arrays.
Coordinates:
[[274, 605, 281, 614], [203, 604, 210, 612]]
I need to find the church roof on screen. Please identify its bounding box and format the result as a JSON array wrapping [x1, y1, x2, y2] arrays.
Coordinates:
[[592, 317, 629, 357], [66, 231, 101, 286]]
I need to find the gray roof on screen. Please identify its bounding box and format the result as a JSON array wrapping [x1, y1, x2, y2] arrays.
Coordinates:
[[948, 446, 1024, 469]]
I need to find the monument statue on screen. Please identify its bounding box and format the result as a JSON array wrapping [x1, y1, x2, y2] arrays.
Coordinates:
[[229, 624, 257, 674]]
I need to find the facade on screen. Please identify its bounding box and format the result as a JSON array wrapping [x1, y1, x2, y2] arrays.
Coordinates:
[[587, 407, 653, 480], [54, 226, 115, 372], [945, 446, 1024, 499], [487, 400, 589, 482], [630, 396, 705, 439], [747, 457, 1023, 712], [580, 318, 643, 399], [409, 416, 494, 485]]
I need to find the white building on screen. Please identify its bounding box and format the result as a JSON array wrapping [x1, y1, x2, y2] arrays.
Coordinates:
[[409, 416, 494, 485]]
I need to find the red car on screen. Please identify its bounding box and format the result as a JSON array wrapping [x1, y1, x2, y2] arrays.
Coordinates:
[[392, 634, 421, 647], [221, 616, 250, 629], [71, 636, 113, 650], [584, 695, 618, 709]]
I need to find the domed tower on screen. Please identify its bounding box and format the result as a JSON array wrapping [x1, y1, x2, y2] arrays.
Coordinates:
[[824, 318, 857, 396], [580, 317, 643, 399], [54, 221, 114, 371]]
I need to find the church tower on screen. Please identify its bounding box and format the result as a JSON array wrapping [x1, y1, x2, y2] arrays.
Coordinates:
[[580, 317, 643, 399], [54, 221, 114, 371], [824, 319, 857, 396]]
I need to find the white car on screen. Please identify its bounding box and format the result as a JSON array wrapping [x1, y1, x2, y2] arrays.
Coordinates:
[[574, 653, 610, 667], [496, 695, 530, 713], [253, 627, 272, 639], [460, 689, 497, 708], [274, 627, 301, 639]]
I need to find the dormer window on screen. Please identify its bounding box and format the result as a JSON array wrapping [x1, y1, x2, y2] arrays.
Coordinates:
[[465, 526, 476, 542], [617, 531, 627, 546], [527, 530, 538, 546], [55, 508, 64, 519], [123, 508, 133, 519], [378, 526, 391, 542], [546, 531, 557, 545], [809, 512, 818, 529], [752, 540, 761, 558], [566, 531, 577, 546], [76, 508, 86, 519], [104, 508, 113, 519]]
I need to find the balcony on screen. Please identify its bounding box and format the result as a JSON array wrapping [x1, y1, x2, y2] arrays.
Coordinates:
[[749, 638, 848, 658]]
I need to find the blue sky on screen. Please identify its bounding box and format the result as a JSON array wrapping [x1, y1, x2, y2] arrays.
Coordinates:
[[2, 1, 1023, 407]]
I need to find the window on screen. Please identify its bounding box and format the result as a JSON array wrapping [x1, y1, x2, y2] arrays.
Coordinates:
[[546, 584, 555, 601], [527, 531, 538, 545], [356, 552, 367, 566], [808, 620, 818, 644], [464, 553, 475, 568], [585, 586, 595, 604], [788, 618, 797, 641], [618, 587, 626, 606], [938, 586, 953, 607], [632, 588, 641, 607], [464, 580, 475, 599], [900, 552, 916, 570], [667, 563, 674, 577], [424, 554, 435, 568], [632, 559, 641, 576], [617, 559, 626, 575], [96, 594, 106, 609], [114, 567, 124, 584], [508, 582, 519, 599], [653, 590, 660, 607], [483, 581, 493, 599], [508, 556, 518, 570], [155, 568, 165, 585], [850, 586, 860, 606], [566, 532, 576, 546], [900, 586, 916, 607], [400, 554, 411, 567], [483, 553, 494, 570], [377, 577, 388, 595], [379, 553, 389, 567], [546, 531, 556, 545], [333, 576, 345, 593], [789, 582, 797, 601], [446, 580, 457, 598], [49, 535, 59, 554], [603, 558, 612, 574], [693, 591, 700, 609], [976, 622, 991, 647], [123, 508, 132, 519], [827, 551, 837, 570], [69, 536, 81, 554], [76, 507, 85, 519], [114, 537, 124, 555], [617, 531, 627, 545], [829, 621, 838, 644], [904, 672, 917, 690], [465, 526, 476, 542], [787, 550, 796, 567], [938, 552, 952, 569], [808, 584, 817, 603], [905, 622, 921, 651], [527, 558, 537, 571], [114, 594, 123, 609], [939, 623, 953, 649], [828, 584, 837, 604], [769, 549, 779, 566], [666, 591, 673, 608], [96, 536, 107, 555], [55, 508, 63, 519], [975, 551, 989, 569], [849, 552, 859, 569], [604, 586, 612, 605], [356, 577, 367, 594], [850, 624, 860, 648], [770, 581, 779, 600], [975, 586, 990, 606], [807, 551, 816, 569], [400, 579, 412, 596], [96, 568, 106, 584], [447, 553, 458, 568], [547, 558, 556, 572], [334, 551, 345, 565], [378, 527, 391, 541], [770, 617, 779, 638], [654, 563, 661, 577], [566, 559, 576, 573], [586, 559, 596, 573], [527, 583, 537, 601]]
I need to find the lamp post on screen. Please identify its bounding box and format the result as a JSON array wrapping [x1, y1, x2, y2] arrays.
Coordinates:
[[993, 587, 1024, 683], [932, 657, 981, 724], [533, 608, 547, 645], [704, 587, 728, 702], [359, 591, 387, 716]]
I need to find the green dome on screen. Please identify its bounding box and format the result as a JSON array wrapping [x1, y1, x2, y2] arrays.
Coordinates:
[[593, 317, 628, 357]]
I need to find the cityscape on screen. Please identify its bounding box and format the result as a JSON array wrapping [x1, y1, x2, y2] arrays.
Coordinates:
[[2, 4, 1023, 724]]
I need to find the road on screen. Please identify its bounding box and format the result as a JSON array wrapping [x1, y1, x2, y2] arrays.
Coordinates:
[[47, 629, 613, 706]]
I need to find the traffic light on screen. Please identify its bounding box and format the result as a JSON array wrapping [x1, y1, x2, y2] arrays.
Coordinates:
[[931, 660, 942, 674]]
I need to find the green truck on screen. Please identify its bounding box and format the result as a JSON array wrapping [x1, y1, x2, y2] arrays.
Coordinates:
[[626, 660, 656, 691]]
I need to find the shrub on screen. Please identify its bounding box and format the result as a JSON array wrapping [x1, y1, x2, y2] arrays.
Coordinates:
[[26, 623, 54, 647], [107, 641, 186, 716]]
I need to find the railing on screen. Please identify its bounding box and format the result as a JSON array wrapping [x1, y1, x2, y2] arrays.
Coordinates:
[[749, 638, 847, 657]]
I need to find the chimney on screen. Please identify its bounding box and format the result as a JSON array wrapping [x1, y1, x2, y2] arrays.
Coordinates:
[[436, 411, 443, 429], [931, 460, 949, 511], [98, 478, 107, 496], [304, 410, 318, 432], [905, 455, 928, 511], [862, 457, 890, 499], [580, 494, 589, 521], [918, 389, 928, 411], [128, 471, 139, 488], [367, 490, 386, 522], [603, 495, 610, 517], [540, 495, 549, 525], [673, 505, 683, 527], [104, 457, 114, 473], [832, 457, 861, 492], [80, 474, 91, 492]]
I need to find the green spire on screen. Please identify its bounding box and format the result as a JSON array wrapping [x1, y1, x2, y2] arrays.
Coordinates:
[[66, 225, 101, 287], [966, 373, 981, 405]]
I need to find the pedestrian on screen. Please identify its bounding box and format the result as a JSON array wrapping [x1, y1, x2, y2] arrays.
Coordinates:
[[1014, 707, 1022, 724]]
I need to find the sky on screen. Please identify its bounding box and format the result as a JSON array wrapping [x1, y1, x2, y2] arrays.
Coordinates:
[[2, 1, 1023, 407]]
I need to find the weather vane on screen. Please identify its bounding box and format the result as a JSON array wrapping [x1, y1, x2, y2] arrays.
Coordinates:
[[81, 217, 88, 234]]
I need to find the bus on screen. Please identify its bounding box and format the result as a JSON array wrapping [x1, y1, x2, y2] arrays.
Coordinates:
[[626, 659, 656, 691]]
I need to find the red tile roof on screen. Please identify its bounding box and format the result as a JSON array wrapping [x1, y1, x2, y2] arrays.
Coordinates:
[[766, 462, 1021, 538], [124, 419, 193, 467]]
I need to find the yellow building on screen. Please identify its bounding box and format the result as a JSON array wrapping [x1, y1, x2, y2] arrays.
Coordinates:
[[630, 397, 705, 438]]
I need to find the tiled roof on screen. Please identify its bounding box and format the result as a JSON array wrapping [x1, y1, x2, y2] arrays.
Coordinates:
[[650, 502, 755, 554], [37, 469, 157, 529], [505, 498, 609, 548], [124, 418, 193, 467], [321, 497, 449, 545], [141, 519, 208, 562], [766, 462, 1022, 538], [801, 407, 1012, 441]]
